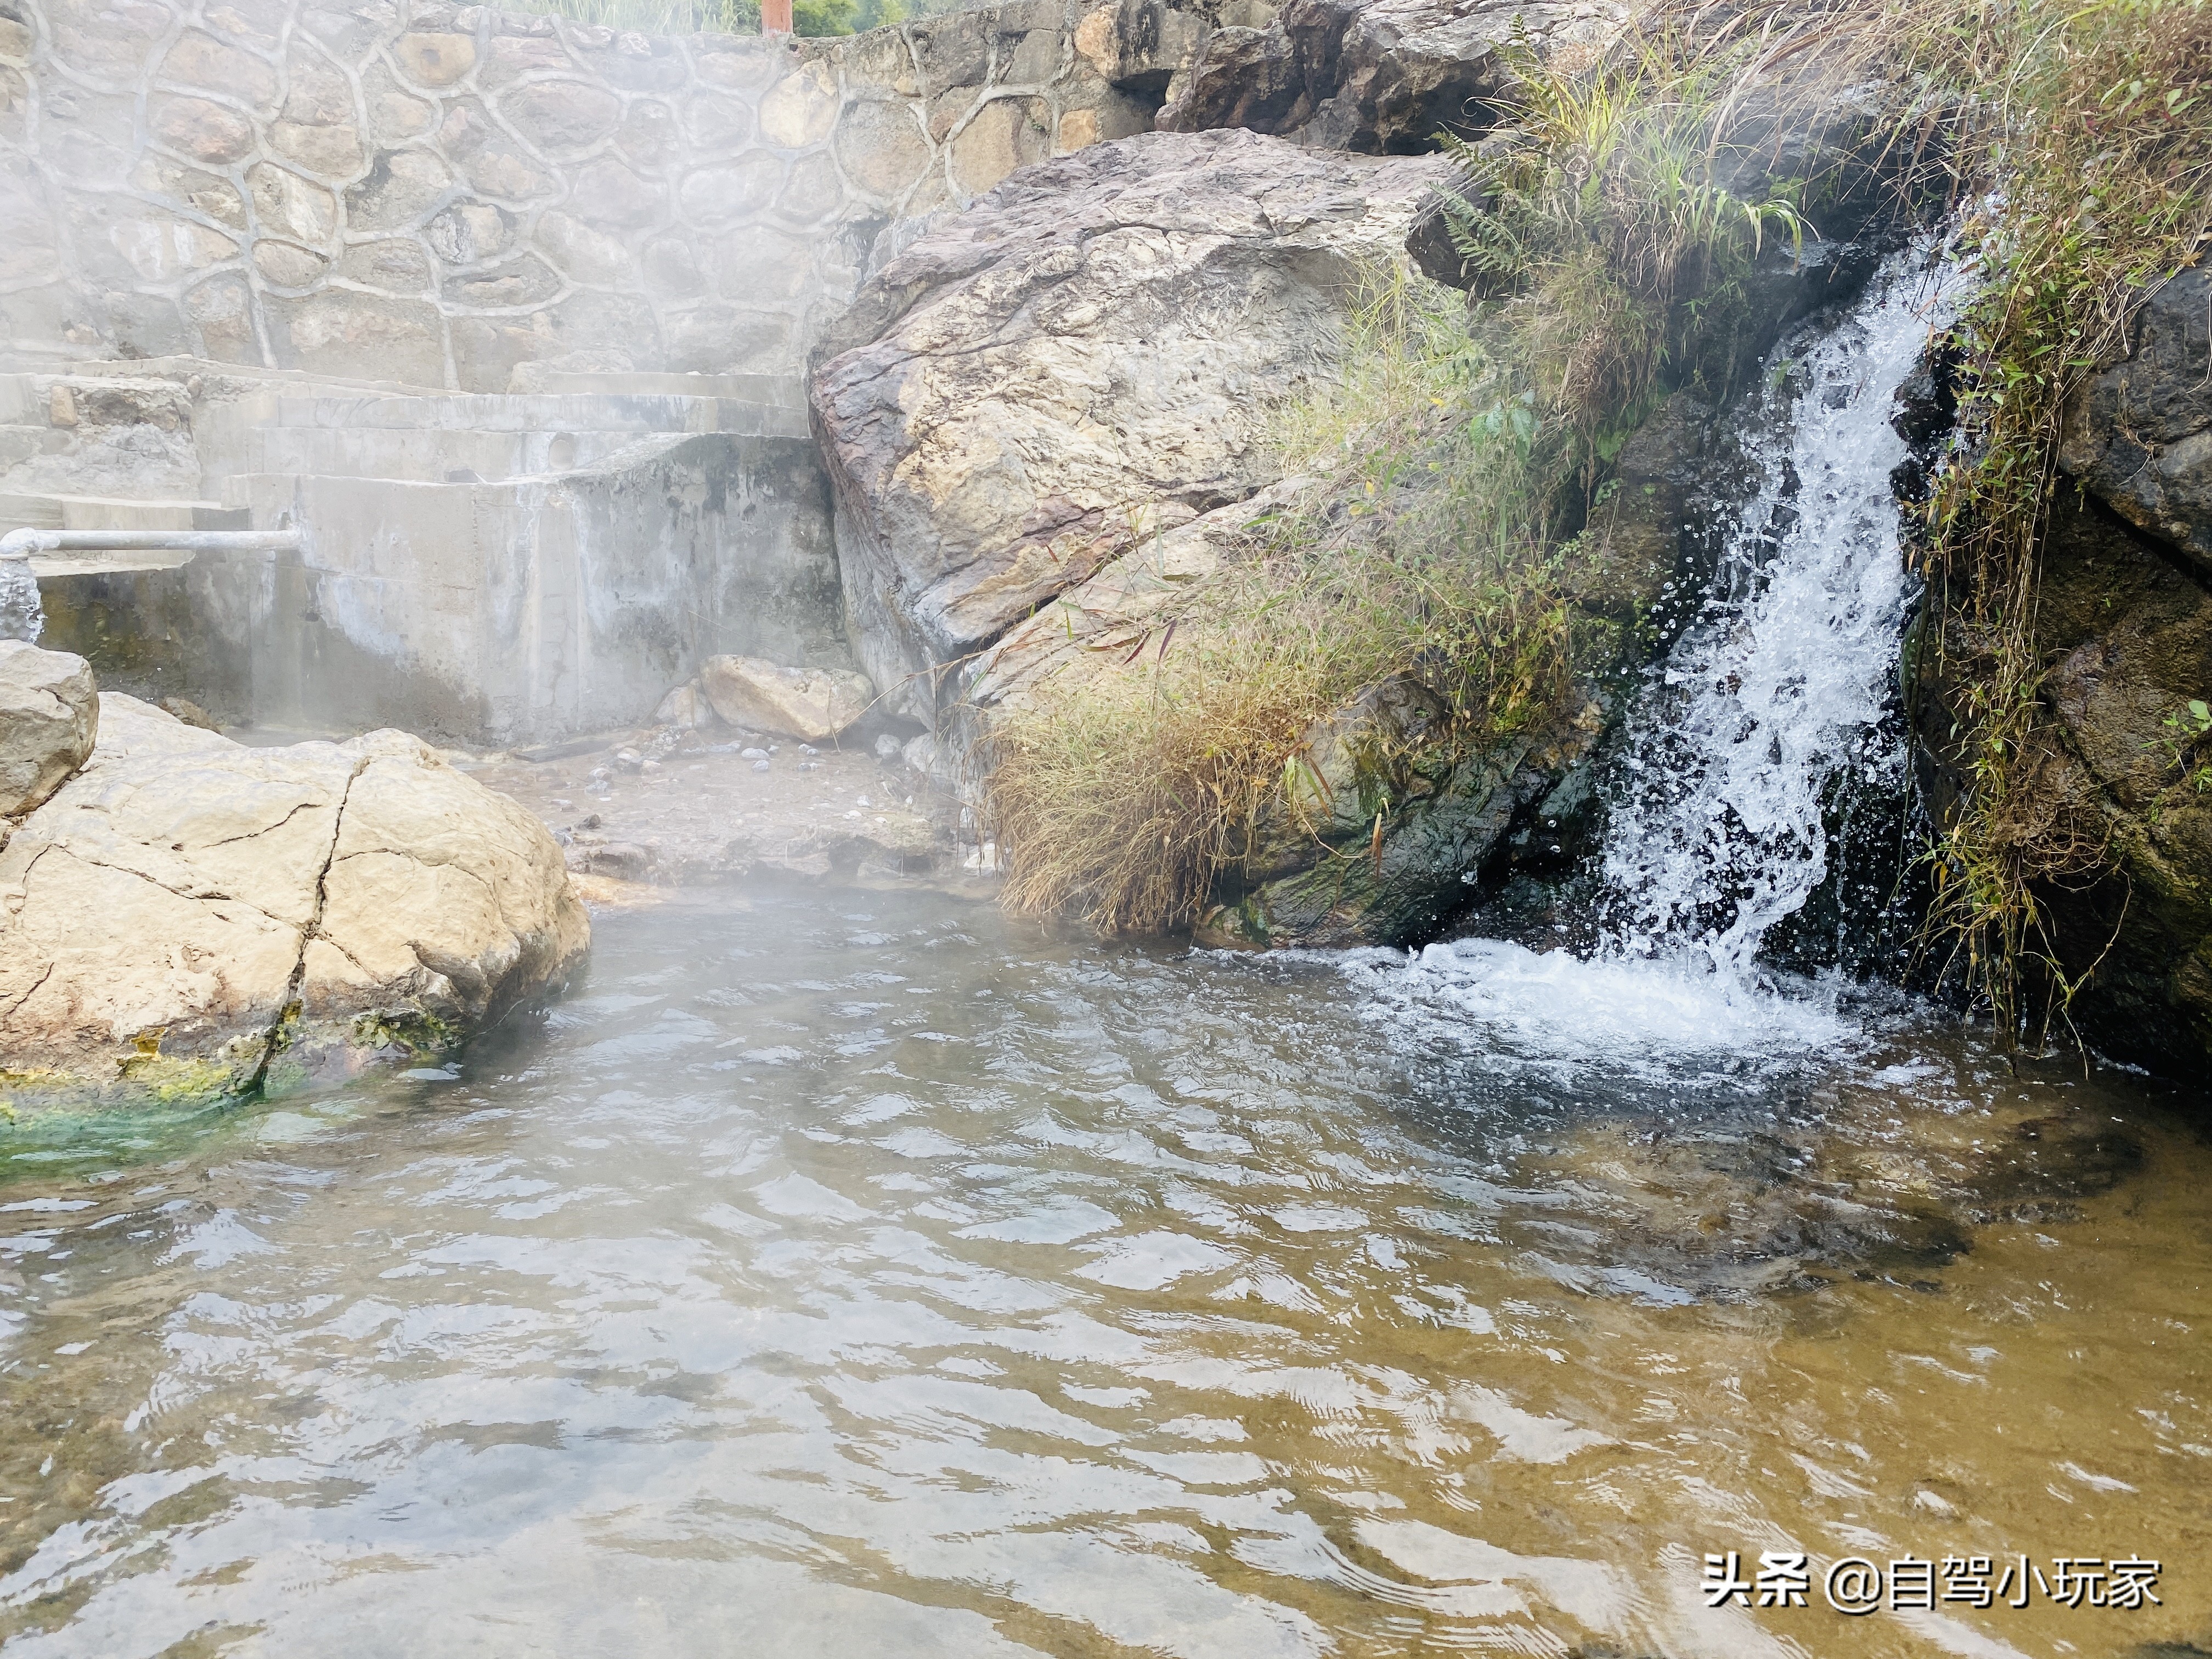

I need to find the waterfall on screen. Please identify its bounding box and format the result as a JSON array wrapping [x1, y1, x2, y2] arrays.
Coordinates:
[[0, 560, 41, 644], [1346, 244, 1961, 1068], [1598, 243, 1960, 977]]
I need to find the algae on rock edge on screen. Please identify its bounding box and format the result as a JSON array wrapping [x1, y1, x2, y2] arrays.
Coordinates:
[[0, 697, 589, 1115]]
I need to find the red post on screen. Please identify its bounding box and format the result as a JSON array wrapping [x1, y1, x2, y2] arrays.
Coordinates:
[[761, 0, 792, 33]]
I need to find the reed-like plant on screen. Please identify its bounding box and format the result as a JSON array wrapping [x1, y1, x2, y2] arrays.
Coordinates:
[[1440, 25, 1806, 481]]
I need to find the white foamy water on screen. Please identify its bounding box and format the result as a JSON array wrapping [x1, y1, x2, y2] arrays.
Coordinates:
[[0, 557, 42, 642], [1602, 245, 1961, 974], [1344, 938, 1857, 1083]]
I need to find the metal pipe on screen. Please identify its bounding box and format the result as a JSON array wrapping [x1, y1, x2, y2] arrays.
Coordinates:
[[0, 527, 303, 560]]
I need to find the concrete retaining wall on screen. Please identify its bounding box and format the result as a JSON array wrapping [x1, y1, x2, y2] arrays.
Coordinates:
[[36, 424, 842, 743]]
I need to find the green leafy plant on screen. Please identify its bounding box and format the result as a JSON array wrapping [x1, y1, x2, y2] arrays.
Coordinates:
[[2158, 698, 2212, 793], [1437, 25, 1806, 493]]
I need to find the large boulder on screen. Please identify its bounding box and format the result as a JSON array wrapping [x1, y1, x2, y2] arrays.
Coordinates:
[[960, 383, 1703, 949], [961, 479, 1308, 715], [0, 642, 98, 820], [809, 127, 1449, 719], [2059, 267, 2212, 580], [0, 697, 590, 1108], [1156, 0, 1626, 154]]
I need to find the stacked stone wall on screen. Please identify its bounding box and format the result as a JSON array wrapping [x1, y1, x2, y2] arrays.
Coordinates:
[[0, 0, 1183, 389]]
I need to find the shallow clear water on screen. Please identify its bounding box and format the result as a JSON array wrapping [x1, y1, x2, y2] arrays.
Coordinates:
[[2, 888, 2205, 1658]]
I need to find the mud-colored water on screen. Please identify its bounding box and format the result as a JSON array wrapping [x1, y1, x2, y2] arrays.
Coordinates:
[[1, 888, 2204, 1658]]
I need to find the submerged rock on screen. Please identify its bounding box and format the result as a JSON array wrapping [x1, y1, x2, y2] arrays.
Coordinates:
[[699, 654, 873, 743], [0, 697, 589, 1109], [810, 127, 1449, 718], [0, 642, 98, 821]]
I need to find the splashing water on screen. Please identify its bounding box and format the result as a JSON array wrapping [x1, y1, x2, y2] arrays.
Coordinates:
[[1600, 244, 1961, 975], [0, 557, 41, 642], [1348, 246, 1961, 1064]]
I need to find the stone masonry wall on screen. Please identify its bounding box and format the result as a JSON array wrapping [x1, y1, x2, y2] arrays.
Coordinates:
[[0, 0, 1194, 389]]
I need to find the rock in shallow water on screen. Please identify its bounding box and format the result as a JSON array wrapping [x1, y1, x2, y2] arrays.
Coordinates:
[[0, 696, 589, 1109], [0, 641, 98, 821]]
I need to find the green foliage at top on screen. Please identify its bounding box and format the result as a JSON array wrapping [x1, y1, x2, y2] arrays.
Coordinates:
[[1439, 28, 1805, 484], [1908, 0, 2212, 1041]]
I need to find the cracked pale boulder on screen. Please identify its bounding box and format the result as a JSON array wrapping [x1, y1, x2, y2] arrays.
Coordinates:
[[0, 642, 98, 820], [699, 653, 873, 742], [809, 128, 1448, 718], [0, 696, 589, 1107], [962, 479, 1311, 716]]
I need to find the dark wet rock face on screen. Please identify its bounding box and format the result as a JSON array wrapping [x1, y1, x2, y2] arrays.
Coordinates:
[[2008, 493, 2212, 1071], [1940, 271, 2212, 1077], [2061, 268, 2212, 580], [1156, 0, 1626, 154], [1195, 685, 1613, 949]]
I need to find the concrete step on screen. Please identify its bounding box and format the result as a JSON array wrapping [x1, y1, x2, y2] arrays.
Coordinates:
[[510, 370, 806, 408], [263, 392, 809, 437], [56, 353, 448, 398], [0, 493, 245, 533], [31, 550, 197, 578], [225, 424, 661, 484], [196, 394, 806, 487]]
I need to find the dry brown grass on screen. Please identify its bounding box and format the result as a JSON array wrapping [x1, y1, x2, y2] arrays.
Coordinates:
[[983, 272, 1573, 934]]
